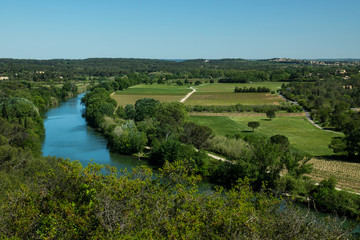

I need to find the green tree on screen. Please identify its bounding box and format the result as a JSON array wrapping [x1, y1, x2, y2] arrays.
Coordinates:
[[134, 98, 160, 122], [115, 106, 126, 119], [329, 137, 347, 154], [181, 122, 213, 149], [176, 80, 183, 86], [329, 128, 360, 160], [270, 134, 290, 150], [149, 139, 203, 166], [3, 97, 39, 119], [247, 121, 260, 132], [266, 110, 276, 120], [155, 102, 187, 140], [345, 128, 360, 159], [62, 82, 78, 94], [124, 104, 136, 119], [115, 78, 130, 90]]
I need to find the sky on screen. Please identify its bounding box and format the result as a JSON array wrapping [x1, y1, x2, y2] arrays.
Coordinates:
[[0, 0, 359, 59]]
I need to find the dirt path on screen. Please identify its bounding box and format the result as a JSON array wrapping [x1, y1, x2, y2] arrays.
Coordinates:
[[207, 153, 228, 162], [180, 87, 196, 103]]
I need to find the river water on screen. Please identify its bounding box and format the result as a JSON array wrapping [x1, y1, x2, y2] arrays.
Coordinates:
[[41, 92, 148, 170]]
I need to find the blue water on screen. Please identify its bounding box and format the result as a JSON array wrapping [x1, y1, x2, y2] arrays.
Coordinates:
[[41, 93, 147, 170]]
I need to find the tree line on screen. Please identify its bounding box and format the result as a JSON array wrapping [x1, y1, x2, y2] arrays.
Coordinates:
[[234, 86, 271, 93], [1, 58, 358, 83]]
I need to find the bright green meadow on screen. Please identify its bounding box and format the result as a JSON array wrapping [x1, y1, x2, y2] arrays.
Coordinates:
[[190, 115, 342, 156]]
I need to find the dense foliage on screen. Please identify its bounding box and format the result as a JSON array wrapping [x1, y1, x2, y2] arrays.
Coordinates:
[[1, 59, 360, 238], [1, 158, 353, 239], [0, 82, 81, 159], [281, 78, 360, 130]]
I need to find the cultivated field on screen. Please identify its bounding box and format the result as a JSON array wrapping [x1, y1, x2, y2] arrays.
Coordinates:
[[185, 82, 284, 106], [308, 158, 360, 193], [194, 82, 283, 92], [112, 84, 191, 106], [190, 115, 341, 156]]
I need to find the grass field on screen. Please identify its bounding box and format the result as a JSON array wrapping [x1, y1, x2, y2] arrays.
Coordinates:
[[185, 82, 284, 106], [190, 115, 342, 156], [112, 84, 192, 106]]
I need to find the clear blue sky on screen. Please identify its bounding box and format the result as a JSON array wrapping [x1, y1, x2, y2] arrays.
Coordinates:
[[1, 0, 359, 59]]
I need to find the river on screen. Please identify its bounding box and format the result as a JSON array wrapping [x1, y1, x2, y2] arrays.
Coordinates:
[[41, 92, 148, 170]]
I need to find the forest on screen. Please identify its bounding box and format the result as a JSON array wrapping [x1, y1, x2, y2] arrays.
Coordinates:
[[0, 58, 360, 238]]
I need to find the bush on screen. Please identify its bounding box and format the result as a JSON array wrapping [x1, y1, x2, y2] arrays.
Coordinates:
[[149, 139, 206, 167], [270, 134, 290, 149], [108, 120, 147, 154], [181, 122, 212, 149], [208, 135, 250, 160]]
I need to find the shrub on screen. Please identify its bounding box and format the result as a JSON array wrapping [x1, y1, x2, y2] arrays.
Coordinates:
[[208, 135, 250, 160]]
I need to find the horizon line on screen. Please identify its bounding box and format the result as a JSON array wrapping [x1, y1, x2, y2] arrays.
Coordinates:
[[0, 57, 359, 61]]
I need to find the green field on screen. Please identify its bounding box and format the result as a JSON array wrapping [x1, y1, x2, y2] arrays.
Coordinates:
[[194, 82, 283, 92], [190, 115, 342, 156], [112, 84, 192, 106], [185, 82, 284, 106]]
